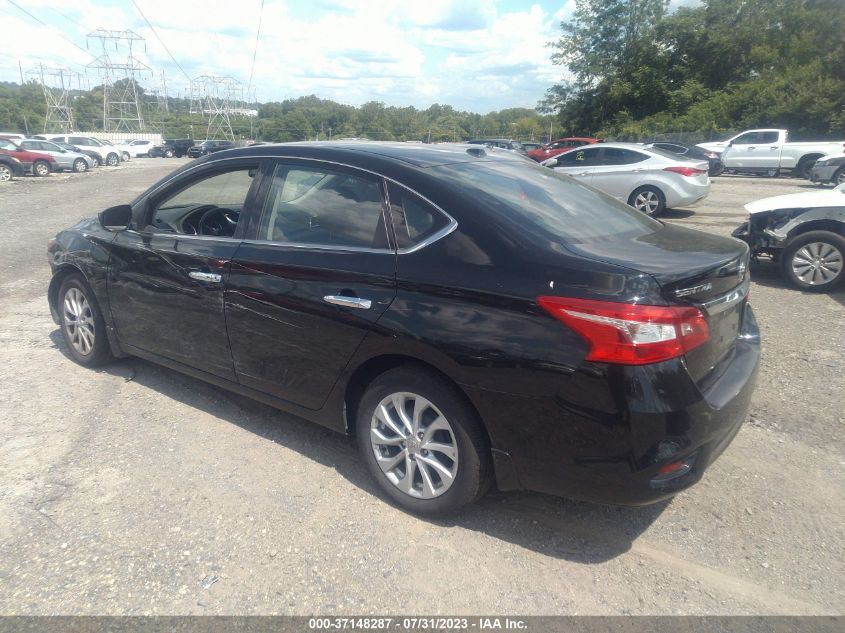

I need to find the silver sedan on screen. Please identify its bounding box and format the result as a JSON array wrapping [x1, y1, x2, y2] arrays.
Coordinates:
[[18, 139, 94, 173], [543, 142, 711, 215]]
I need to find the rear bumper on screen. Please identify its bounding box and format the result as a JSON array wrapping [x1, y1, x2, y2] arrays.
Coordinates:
[[665, 180, 711, 208], [810, 165, 838, 183], [469, 304, 760, 506]]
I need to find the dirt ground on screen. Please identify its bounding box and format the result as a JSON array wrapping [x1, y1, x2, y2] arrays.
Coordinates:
[[0, 159, 842, 615]]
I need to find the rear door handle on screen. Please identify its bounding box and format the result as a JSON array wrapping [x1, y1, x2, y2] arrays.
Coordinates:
[[324, 295, 372, 309], [188, 271, 222, 283]]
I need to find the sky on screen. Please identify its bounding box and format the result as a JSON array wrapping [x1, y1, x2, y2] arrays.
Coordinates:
[[0, 0, 697, 114]]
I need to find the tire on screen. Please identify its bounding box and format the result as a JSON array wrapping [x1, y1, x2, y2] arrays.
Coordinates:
[[710, 162, 724, 177], [766, 168, 780, 178], [628, 185, 666, 216], [164, 149, 174, 158], [92, 155, 102, 167], [106, 153, 119, 167], [356, 366, 492, 515], [0, 164, 12, 182], [57, 274, 113, 366], [33, 160, 51, 177], [794, 159, 815, 180], [780, 231, 845, 292], [121, 151, 130, 161], [72, 158, 87, 173], [833, 167, 845, 186]]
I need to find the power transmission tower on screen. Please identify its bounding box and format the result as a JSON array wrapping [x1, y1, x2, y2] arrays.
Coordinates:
[[28, 64, 79, 133], [87, 28, 151, 132], [190, 75, 238, 141]]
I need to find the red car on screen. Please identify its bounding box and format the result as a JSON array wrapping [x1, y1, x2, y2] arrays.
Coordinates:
[[527, 136, 603, 162], [0, 138, 57, 176]]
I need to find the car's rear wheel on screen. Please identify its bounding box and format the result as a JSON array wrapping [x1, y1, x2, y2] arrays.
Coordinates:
[[91, 155, 102, 167], [781, 231, 845, 292], [121, 151, 130, 161], [628, 186, 665, 216], [72, 158, 87, 173], [58, 275, 113, 366], [106, 153, 119, 167], [833, 167, 845, 186], [0, 164, 12, 182], [33, 160, 50, 177], [794, 159, 815, 179], [710, 162, 724, 176], [164, 149, 174, 158], [356, 366, 492, 515]]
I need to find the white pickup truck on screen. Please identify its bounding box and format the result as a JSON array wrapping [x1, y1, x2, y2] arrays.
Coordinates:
[[698, 129, 845, 178]]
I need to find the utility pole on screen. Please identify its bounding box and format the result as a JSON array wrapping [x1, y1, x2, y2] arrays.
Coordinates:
[[18, 60, 24, 85]]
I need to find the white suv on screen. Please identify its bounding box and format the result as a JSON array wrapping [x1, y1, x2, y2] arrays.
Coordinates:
[[47, 135, 123, 167]]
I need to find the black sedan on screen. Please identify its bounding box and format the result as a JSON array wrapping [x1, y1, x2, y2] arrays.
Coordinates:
[[188, 139, 236, 158], [47, 142, 759, 514], [648, 141, 724, 176]]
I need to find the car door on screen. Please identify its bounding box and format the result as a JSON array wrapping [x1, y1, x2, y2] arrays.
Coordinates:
[[751, 130, 782, 169], [225, 159, 397, 410], [726, 131, 778, 169], [107, 159, 265, 379], [588, 147, 651, 200], [552, 146, 601, 184]]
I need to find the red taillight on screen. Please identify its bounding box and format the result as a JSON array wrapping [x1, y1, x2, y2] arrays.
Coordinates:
[[663, 166, 707, 177], [537, 296, 710, 365]]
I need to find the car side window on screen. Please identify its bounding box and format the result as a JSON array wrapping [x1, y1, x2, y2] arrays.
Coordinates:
[[760, 131, 779, 144], [566, 147, 600, 165], [259, 163, 389, 249], [387, 184, 450, 249], [69, 136, 88, 145], [732, 132, 759, 145], [0, 140, 17, 150], [147, 167, 258, 237]]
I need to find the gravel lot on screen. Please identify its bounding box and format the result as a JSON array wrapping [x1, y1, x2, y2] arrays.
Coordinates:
[[0, 159, 842, 615]]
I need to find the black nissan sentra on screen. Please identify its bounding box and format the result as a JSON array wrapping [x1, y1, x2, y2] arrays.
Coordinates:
[[47, 142, 759, 514]]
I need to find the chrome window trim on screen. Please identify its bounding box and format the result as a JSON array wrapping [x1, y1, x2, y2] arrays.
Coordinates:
[[141, 154, 458, 255]]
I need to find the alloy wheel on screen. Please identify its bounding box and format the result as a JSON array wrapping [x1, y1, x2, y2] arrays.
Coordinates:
[[369, 392, 459, 499], [633, 190, 660, 214], [73, 159, 87, 173], [63, 287, 96, 355], [34, 162, 50, 177], [835, 169, 845, 186], [791, 241, 843, 286], [0, 165, 11, 182]]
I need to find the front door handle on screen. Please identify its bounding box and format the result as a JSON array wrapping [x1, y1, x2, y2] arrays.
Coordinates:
[[324, 295, 372, 309], [188, 271, 222, 283]]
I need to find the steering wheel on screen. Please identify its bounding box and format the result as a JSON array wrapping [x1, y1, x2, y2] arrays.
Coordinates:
[[198, 206, 239, 237]]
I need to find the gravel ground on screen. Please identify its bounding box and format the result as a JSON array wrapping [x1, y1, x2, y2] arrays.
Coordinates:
[[0, 160, 842, 615]]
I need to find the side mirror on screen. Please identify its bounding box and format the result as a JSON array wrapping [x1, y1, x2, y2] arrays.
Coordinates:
[[540, 157, 558, 168], [99, 204, 132, 232], [727, 141, 734, 147]]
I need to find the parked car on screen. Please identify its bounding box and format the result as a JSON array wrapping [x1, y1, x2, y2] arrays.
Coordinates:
[[527, 137, 603, 162], [466, 138, 526, 154], [732, 183, 845, 291], [126, 140, 154, 157], [0, 153, 25, 182], [47, 141, 758, 514], [0, 138, 57, 176], [187, 139, 235, 158], [53, 142, 102, 167], [96, 139, 133, 161], [520, 142, 544, 152], [18, 139, 94, 173], [543, 143, 710, 215], [648, 141, 724, 176], [698, 129, 845, 178], [47, 135, 122, 166], [809, 153, 845, 186], [149, 139, 195, 158]]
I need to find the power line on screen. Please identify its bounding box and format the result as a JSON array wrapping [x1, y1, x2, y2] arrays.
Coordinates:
[[246, 0, 265, 97], [5, 0, 93, 60], [129, 0, 191, 82]]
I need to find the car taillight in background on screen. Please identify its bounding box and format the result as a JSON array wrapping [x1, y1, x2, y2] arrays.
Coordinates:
[[663, 166, 708, 177], [537, 296, 710, 365]]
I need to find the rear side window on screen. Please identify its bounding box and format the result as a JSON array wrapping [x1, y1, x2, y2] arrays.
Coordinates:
[[258, 163, 389, 249], [760, 131, 779, 144], [386, 183, 450, 249], [68, 136, 89, 145], [433, 161, 660, 243], [600, 148, 647, 165]]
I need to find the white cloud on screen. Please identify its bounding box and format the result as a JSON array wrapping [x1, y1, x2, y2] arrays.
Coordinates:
[[0, 0, 572, 112]]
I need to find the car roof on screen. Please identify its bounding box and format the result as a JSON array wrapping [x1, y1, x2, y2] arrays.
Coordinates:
[[210, 141, 519, 168]]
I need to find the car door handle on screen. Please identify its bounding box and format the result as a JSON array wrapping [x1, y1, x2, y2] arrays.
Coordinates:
[[323, 295, 372, 309], [770, 146, 779, 150], [747, 146, 755, 150], [188, 271, 222, 283]]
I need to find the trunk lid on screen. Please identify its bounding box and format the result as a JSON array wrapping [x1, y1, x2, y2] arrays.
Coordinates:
[[564, 223, 750, 381]]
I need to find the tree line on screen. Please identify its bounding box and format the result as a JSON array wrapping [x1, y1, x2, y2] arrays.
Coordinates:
[[541, 0, 845, 142]]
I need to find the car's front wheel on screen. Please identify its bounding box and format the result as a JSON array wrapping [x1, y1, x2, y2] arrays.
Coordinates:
[[0, 164, 12, 182], [121, 151, 130, 161], [164, 149, 174, 158], [833, 168, 845, 186], [72, 158, 87, 173], [781, 231, 845, 292], [58, 275, 113, 366], [628, 186, 665, 216], [356, 366, 492, 515], [33, 160, 51, 177]]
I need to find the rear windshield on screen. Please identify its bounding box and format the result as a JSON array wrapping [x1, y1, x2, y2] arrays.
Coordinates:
[[645, 145, 701, 162], [432, 160, 661, 243]]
